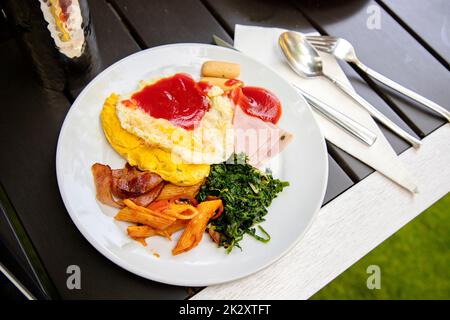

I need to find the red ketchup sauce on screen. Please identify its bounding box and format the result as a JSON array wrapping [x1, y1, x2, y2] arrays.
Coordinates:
[[198, 81, 212, 94], [129, 73, 210, 130], [224, 78, 243, 86], [232, 86, 282, 124]]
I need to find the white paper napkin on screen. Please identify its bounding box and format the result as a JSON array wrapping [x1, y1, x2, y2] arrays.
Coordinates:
[[234, 25, 417, 193]]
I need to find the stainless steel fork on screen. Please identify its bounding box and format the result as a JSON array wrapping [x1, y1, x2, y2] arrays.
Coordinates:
[[305, 35, 450, 122]]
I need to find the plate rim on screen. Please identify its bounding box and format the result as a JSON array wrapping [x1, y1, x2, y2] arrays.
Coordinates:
[[56, 43, 329, 287]]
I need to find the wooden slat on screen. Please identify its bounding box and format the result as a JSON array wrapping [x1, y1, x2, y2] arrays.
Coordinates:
[[70, 0, 142, 98], [0, 2, 12, 43], [294, 0, 450, 137], [327, 141, 372, 183], [0, 191, 48, 299], [203, 0, 417, 182], [0, 196, 34, 289], [89, 0, 141, 72], [380, 0, 450, 69], [202, 0, 317, 35], [110, 0, 232, 47], [0, 31, 188, 301], [0, 265, 27, 300], [323, 154, 354, 204]]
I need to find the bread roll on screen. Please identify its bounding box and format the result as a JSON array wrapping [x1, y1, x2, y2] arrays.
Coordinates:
[[201, 61, 240, 78]]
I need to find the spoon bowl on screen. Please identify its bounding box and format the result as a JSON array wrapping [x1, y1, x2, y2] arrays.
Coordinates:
[[278, 31, 324, 78]]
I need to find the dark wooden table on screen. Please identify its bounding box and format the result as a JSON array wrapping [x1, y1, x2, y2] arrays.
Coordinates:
[[0, 0, 449, 299]]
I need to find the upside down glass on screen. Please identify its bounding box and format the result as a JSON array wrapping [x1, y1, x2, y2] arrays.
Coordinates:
[[3, 0, 100, 92]]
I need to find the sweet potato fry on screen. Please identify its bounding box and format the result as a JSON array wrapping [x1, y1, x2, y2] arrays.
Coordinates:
[[165, 219, 189, 235], [127, 225, 169, 238], [172, 199, 222, 255], [163, 203, 199, 219], [147, 199, 170, 211], [115, 207, 174, 230], [132, 237, 147, 247], [128, 219, 188, 239], [123, 199, 176, 222], [156, 182, 203, 201]]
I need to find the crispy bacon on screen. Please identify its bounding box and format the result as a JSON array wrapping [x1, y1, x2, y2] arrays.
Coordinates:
[[111, 165, 163, 198], [92, 163, 164, 208], [130, 182, 165, 207], [91, 163, 122, 208]]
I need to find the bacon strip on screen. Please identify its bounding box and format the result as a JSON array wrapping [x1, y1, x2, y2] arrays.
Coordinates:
[[93, 163, 164, 208], [91, 163, 122, 208], [112, 165, 163, 198], [130, 182, 165, 207]]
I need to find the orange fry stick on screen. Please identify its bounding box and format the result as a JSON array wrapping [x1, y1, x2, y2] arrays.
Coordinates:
[[127, 225, 163, 238], [123, 199, 176, 222], [165, 220, 189, 235], [128, 198, 198, 220], [147, 199, 170, 212], [128, 220, 188, 240], [132, 237, 147, 247], [172, 199, 222, 255], [115, 207, 174, 230], [163, 203, 199, 220], [156, 182, 203, 201]]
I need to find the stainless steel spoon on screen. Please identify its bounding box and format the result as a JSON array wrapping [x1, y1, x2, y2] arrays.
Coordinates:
[[279, 31, 422, 148]]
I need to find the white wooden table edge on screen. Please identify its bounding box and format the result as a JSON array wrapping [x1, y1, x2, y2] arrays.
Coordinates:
[[191, 124, 450, 300]]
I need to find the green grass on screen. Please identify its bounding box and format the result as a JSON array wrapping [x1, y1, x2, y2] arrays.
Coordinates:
[[310, 193, 450, 300]]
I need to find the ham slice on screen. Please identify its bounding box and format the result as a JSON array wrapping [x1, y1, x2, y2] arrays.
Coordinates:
[[233, 105, 292, 167]]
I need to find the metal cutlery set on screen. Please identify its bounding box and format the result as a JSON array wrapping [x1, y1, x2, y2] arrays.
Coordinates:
[[214, 32, 449, 148], [304, 34, 450, 123]]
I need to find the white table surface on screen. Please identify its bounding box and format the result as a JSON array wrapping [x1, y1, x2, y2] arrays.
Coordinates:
[[192, 124, 450, 300]]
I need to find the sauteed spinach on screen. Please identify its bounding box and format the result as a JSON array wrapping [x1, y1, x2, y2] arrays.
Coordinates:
[[197, 153, 289, 252]]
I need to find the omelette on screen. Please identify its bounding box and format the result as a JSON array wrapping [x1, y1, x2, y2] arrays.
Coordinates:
[[116, 74, 235, 165], [101, 94, 210, 186]]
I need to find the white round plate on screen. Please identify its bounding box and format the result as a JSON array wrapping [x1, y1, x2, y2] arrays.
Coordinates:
[[56, 44, 328, 286]]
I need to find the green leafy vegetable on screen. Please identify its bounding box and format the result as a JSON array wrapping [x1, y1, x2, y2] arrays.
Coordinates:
[[197, 153, 289, 253]]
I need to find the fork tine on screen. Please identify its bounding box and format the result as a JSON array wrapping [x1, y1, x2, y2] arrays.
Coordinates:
[[307, 41, 334, 51], [307, 39, 333, 46], [306, 38, 336, 46], [309, 43, 333, 54], [305, 35, 337, 42]]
